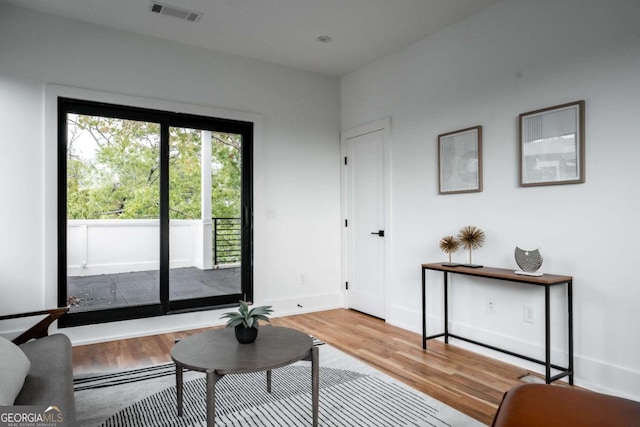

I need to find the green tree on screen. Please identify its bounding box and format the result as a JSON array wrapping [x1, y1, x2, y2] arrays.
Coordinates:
[[169, 127, 201, 219], [210, 133, 242, 219], [66, 114, 241, 221]]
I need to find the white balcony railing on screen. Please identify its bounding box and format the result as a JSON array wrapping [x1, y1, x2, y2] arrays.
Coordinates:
[[67, 219, 213, 277]]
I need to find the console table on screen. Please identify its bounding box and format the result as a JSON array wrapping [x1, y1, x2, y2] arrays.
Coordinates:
[[421, 263, 573, 384]]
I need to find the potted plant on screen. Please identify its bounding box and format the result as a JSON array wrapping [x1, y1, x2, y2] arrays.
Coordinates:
[[221, 301, 273, 344]]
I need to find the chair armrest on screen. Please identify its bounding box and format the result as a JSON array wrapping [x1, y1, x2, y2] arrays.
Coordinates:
[[0, 307, 69, 344]]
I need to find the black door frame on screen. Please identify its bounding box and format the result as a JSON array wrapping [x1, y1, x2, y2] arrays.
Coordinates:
[[57, 97, 253, 327]]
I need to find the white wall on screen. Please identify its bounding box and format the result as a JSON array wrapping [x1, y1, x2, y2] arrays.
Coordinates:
[[0, 5, 342, 342], [341, 0, 640, 399]]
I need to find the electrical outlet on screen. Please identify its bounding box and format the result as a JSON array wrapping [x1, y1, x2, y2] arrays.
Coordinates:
[[524, 304, 535, 323], [486, 298, 496, 314], [300, 274, 306, 286]]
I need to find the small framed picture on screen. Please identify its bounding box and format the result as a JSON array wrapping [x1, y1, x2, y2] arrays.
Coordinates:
[[519, 100, 585, 186], [438, 126, 482, 194]]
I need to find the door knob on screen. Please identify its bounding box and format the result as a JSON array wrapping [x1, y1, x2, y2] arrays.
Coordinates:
[[370, 230, 385, 237]]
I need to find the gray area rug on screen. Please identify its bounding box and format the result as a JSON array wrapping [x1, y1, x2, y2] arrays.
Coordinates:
[[74, 344, 485, 427]]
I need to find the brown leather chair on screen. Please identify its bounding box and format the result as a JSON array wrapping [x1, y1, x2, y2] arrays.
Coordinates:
[[492, 384, 640, 427]]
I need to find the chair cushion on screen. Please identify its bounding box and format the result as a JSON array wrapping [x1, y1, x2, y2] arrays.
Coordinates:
[[492, 384, 640, 427], [0, 336, 31, 405]]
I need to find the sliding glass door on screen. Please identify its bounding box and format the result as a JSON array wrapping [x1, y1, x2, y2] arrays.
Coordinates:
[[168, 127, 242, 303], [58, 98, 252, 327]]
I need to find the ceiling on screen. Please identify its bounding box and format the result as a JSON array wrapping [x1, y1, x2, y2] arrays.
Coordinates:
[[1, 0, 501, 76]]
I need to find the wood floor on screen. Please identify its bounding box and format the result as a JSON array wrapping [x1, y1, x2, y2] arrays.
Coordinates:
[[72, 308, 550, 425]]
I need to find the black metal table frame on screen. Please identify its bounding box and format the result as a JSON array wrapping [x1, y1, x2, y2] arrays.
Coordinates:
[[421, 264, 573, 385]]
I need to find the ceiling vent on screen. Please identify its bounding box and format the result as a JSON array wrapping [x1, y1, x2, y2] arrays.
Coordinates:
[[150, 2, 202, 23]]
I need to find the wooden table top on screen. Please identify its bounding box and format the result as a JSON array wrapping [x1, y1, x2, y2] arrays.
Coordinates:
[[422, 263, 572, 285], [171, 326, 313, 375]]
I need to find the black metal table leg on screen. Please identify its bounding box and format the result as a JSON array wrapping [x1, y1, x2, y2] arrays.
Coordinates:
[[568, 279, 574, 385], [444, 272, 449, 344], [311, 345, 319, 427], [422, 267, 427, 349], [545, 285, 551, 384]]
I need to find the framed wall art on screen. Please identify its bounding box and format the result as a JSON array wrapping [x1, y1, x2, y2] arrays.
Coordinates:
[[519, 100, 585, 186], [438, 126, 482, 194]]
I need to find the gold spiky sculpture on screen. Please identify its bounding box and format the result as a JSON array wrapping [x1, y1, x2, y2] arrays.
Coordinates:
[[458, 225, 485, 265], [439, 236, 460, 263]]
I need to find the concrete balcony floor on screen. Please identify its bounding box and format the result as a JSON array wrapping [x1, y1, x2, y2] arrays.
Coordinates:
[[67, 266, 241, 312]]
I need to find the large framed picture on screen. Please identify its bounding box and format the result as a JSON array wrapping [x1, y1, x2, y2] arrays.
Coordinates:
[[519, 100, 585, 186], [438, 126, 482, 194]]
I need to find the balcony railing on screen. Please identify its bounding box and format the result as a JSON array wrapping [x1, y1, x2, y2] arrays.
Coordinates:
[[67, 217, 241, 276], [213, 217, 241, 265]]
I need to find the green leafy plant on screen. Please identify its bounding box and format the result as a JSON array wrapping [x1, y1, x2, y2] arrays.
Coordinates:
[[221, 301, 273, 329]]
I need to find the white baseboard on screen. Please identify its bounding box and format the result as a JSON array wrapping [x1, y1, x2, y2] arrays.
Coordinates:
[[385, 304, 423, 333], [574, 355, 640, 401], [54, 291, 344, 346], [61, 310, 228, 346], [264, 292, 344, 317]]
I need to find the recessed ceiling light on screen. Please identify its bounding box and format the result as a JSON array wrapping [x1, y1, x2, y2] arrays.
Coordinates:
[[317, 35, 332, 43]]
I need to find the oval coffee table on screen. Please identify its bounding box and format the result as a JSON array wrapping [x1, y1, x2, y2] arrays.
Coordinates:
[[171, 326, 319, 426]]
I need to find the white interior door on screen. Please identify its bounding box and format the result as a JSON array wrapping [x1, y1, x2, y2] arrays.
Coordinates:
[[345, 128, 385, 318]]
